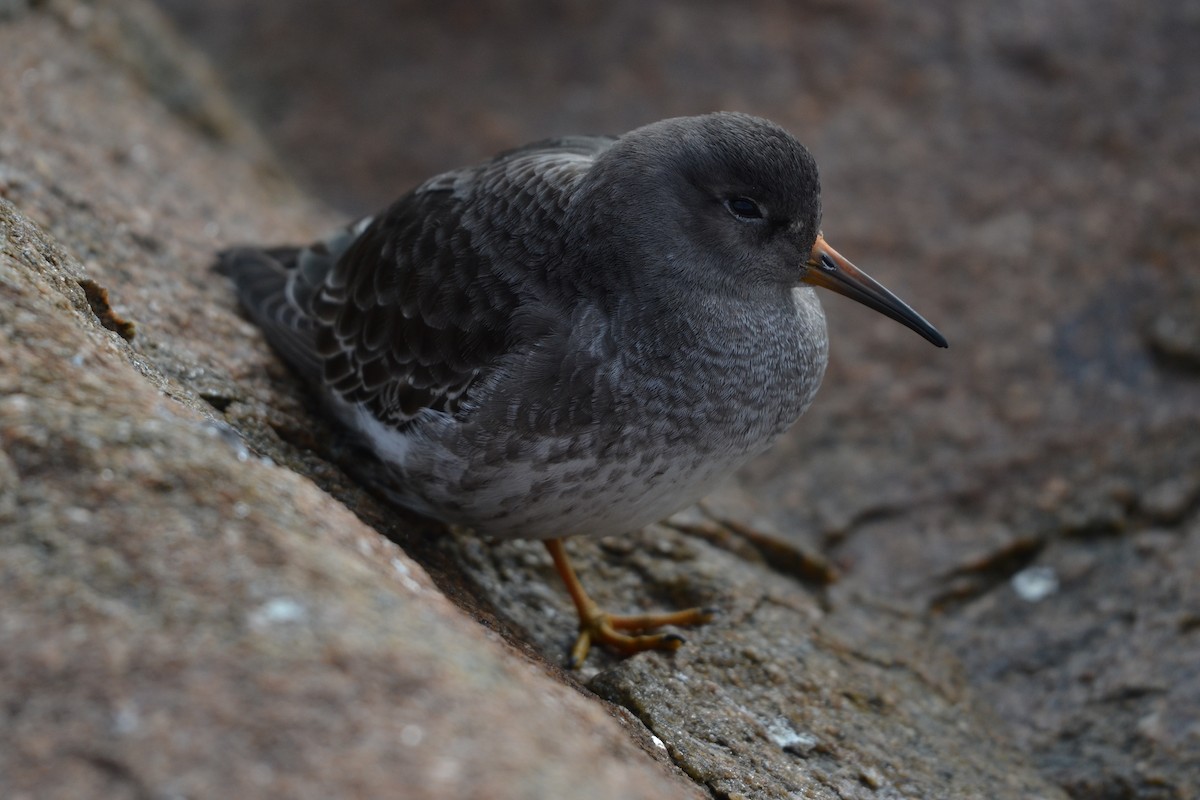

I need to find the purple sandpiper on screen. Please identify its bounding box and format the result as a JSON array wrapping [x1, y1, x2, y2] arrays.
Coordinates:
[[220, 112, 947, 667]]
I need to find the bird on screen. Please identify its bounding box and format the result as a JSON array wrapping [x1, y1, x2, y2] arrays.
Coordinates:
[[219, 112, 947, 668]]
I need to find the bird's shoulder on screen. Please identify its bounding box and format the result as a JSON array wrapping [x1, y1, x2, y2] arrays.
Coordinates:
[[312, 137, 615, 430]]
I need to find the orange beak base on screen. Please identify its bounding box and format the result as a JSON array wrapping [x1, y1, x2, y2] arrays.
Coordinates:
[[803, 235, 948, 348]]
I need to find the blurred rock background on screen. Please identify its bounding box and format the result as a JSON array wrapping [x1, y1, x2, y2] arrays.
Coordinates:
[[3, 1, 1198, 797]]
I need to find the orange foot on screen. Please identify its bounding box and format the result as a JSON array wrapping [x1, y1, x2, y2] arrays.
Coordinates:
[[544, 537, 716, 669]]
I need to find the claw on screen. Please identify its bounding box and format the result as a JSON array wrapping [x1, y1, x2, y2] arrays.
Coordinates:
[[545, 538, 715, 668]]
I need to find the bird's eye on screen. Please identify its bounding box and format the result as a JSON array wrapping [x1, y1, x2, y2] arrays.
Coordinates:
[[725, 196, 765, 222]]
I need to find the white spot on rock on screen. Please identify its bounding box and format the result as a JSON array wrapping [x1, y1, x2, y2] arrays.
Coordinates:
[[400, 724, 425, 747], [391, 558, 421, 593], [1012, 565, 1059, 602], [248, 597, 307, 629], [112, 703, 140, 734], [764, 717, 818, 754]]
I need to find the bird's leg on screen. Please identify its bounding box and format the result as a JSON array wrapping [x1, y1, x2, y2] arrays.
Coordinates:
[[543, 537, 715, 669]]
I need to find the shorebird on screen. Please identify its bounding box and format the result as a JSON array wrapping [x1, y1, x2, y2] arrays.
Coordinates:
[[220, 112, 947, 667]]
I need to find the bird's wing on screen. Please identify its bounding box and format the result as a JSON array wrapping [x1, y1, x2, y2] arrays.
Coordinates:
[[231, 136, 616, 431]]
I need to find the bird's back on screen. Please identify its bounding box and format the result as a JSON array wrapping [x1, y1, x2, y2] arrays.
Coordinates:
[[219, 135, 613, 422]]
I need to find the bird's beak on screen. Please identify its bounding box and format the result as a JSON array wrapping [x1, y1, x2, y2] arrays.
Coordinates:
[[803, 235, 948, 348]]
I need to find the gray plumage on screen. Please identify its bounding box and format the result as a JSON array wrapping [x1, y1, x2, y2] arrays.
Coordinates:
[[220, 113, 920, 540]]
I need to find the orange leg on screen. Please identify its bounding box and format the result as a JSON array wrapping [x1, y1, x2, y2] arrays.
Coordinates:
[[544, 537, 715, 669]]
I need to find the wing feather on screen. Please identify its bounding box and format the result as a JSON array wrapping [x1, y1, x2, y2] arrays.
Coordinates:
[[310, 137, 614, 428]]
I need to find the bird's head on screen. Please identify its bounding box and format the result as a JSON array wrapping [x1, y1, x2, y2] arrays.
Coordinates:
[[588, 112, 946, 347]]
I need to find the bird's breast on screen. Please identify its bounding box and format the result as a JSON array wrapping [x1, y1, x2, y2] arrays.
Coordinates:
[[607, 286, 829, 459], [386, 286, 830, 540]]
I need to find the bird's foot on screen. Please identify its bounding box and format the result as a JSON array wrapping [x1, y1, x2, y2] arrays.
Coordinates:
[[568, 605, 716, 670], [543, 537, 715, 669]]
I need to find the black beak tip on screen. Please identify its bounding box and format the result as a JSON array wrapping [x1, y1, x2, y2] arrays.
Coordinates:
[[813, 250, 948, 349]]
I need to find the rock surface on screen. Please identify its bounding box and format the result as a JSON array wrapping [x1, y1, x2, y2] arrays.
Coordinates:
[[3, 1, 1198, 798]]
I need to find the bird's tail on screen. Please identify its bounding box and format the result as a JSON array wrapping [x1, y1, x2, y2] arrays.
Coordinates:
[[215, 216, 374, 384]]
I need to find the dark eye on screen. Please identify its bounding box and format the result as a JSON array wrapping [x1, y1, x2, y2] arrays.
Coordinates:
[[725, 196, 765, 222]]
